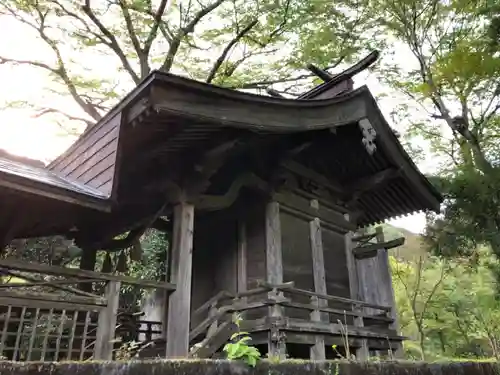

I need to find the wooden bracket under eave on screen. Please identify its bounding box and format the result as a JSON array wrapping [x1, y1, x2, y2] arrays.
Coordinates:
[[353, 237, 405, 259]]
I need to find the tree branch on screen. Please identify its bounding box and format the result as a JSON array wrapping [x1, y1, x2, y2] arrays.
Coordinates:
[[478, 82, 500, 127], [118, 1, 143, 58], [162, 0, 226, 72], [82, 0, 140, 84], [227, 62, 344, 90], [0, 56, 57, 73], [32, 108, 95, 129], [206, 19, 258, 83], [1, 3, 102, 123], [144, 0, 170, 56], [125, 0, 170, 78]]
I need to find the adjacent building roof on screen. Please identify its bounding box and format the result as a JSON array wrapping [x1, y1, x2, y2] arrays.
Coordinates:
[[0, 157, 109, 202]]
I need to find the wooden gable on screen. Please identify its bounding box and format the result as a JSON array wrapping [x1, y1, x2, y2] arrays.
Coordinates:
[[48, 112, 122, 199]]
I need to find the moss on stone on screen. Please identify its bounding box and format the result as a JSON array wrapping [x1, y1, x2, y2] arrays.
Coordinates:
[[0, 360, 499, 375]]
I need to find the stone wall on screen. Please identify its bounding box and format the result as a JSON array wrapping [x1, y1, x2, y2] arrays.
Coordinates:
[[0, 360, 499, 375]]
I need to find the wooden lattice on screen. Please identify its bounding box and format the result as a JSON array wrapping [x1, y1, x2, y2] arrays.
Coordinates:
[[0, 297, 102, 361]]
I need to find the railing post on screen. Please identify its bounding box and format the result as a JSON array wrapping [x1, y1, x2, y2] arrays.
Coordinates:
[[268, 287, 286, 360], [309, 295, 326, 360], [353, 304, 369, 360], [146, 322, 153, 342], [94, 281, 120, 360], [206, 301, 219, 338]]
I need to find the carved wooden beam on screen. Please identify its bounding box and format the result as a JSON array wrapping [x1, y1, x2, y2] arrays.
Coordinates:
[[266, 141, 313, 189], [287, 142, 313, 157], [79, 199, 170, 252], [353, 237, 405, 259], [98, 217, 171, 252], [142, 139, 240, 198], [186, 139, 240, 196], [281, 160, 345, 196], [278, 159, 403, 221], [349, 168, 401, 195], [151, 217, 172, 232], [195, 173, 269, 211]]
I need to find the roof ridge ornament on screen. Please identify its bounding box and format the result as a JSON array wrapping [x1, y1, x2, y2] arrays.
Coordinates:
[[359, 118, 377, 155], [297, 50, 380, 100]]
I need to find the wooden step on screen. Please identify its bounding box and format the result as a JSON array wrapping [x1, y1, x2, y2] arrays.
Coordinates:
[[189, 321, 238, 359]]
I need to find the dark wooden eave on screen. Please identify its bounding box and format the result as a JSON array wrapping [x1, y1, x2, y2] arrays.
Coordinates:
[[136, 71, 440, 201], [91, 72, 437, 231]]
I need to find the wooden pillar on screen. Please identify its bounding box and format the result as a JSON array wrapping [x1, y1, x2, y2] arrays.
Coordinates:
[[78, 249, 97, 292], [309, 215, 327, 360], [166, 202, 195, 358], [265, 201, 286, 359], [94, 281, 121, 360], [266, 201, 283, 284], [237, 221, 248, 320], [375, 227, 403, 358], [237, 221, 248, 293], [343, 214, 360, 301], [75, 248, 98, 360]]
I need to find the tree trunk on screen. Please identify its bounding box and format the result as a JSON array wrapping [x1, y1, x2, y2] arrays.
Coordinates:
[[416, 322, 426, 360], [437, 331, 446, 354]]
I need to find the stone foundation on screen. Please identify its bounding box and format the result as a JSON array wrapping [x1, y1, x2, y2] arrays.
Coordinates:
[[0, 360, 498, 375]]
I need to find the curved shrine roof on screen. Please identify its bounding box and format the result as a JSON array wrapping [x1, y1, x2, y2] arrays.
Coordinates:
[[1, 70, 442, 241]]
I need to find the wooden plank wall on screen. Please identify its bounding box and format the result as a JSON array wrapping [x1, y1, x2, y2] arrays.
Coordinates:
[[244, 200, 267, 320], [213, 217, 238, 297], [49, 113, 122, 198], [245, 203, 267, 291], [275, 189, 352, 322], [322, 228, 351, 300], [190, 218, 216, 328], [356, 229, 397, 323], [190, 211, 238, 326], [356, 253, 392, 317], [280, 211, 314, 320]]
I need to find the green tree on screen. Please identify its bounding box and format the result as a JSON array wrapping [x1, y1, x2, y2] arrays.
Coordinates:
[[391, 255, 446, 360], [364, 0, 500, 260], [0, 0, 376, 133], [392, 248, 500, 360], [477, 0, 500, 47]]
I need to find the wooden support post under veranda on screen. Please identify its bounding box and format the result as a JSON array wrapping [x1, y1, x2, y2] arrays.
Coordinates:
[[166, 202, 195, 358]]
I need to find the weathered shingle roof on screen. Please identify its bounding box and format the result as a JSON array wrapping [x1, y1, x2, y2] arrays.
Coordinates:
[[0, 157, 109, 202]]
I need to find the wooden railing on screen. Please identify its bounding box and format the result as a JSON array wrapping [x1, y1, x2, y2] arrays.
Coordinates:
[[115, 311, 162, 343], [0, 258, 176, 362], [0, 288, 104, 361], [188, 280, 396, 358]]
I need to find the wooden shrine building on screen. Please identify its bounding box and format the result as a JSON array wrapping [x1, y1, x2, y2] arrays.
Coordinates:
[[0, 52, 442, 360]]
